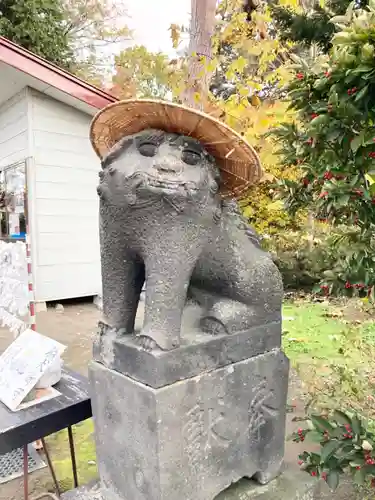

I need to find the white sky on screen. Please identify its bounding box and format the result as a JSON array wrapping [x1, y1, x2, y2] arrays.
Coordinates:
[[124, 0, 191, 55]]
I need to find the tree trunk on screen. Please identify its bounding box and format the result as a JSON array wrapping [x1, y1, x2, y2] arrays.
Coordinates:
[[181, 0, 217, 110]]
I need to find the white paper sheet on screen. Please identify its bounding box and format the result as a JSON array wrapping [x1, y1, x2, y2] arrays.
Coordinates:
[[0, 330, 66, 411]]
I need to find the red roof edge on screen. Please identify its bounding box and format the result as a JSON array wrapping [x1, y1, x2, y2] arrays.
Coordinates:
[[0, 36, 118, 109]]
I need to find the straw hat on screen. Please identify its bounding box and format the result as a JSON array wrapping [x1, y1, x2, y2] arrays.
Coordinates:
[[90, 99, 262, 198]]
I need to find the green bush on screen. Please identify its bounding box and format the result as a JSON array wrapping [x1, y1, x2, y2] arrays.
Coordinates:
[[292, 410, 375, 491], [266, 224, 375, 296], [265, 224, 332, 290], [270, 2, 375, 293]]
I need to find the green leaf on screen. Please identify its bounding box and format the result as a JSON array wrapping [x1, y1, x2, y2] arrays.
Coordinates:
[[309, 452, 322, 465], [336, 194, 350, 207], [326, 128, 343, 142], [314, 79, 327, 91], [364, 464, 375, 475], [309, 115, 329, 128], [354, 85, 369, 101], [332, 32, 352, 44], [350, 174, 360, 187], [351, 416, 363, 436], [364, 133, 375, 146], [326, 470, 340, 491], [307, 430, 325, 443], [351, 133, 365, 153], [311, 415, 335, 433], [349, 458, 366, 467], [321, 440, 343, 462], [354, 467, 366, 485], [334, 410, 352, 426]]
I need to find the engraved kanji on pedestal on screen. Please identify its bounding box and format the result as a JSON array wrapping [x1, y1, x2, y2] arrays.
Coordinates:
[[90, 349, 289, 500]]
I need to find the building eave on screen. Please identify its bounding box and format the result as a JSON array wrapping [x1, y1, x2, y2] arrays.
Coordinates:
[[0, 36, 117, 109]]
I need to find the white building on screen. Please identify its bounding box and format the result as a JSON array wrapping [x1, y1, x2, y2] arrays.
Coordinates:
[[0, 37, 117, 303]]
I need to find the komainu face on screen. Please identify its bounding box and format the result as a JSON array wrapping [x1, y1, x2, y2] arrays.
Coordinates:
[[99, 129, 220, 206]]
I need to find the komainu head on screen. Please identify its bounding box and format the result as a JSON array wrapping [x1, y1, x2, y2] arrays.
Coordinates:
[[97, 129, 221, 208]]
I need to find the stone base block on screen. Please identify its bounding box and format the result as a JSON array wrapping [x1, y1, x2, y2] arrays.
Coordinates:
[[94, 314, 281, 388], [216, 469, 321, 499], [89, 348, 289, 500], [62, 469, 321, 500]]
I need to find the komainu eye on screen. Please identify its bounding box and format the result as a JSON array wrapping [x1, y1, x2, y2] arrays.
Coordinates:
[[138, 143, 157, 157], [182, 150, 201, 165]]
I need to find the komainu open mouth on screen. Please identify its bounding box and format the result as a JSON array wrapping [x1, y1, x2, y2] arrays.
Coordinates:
[[139, 175, 199, 192]]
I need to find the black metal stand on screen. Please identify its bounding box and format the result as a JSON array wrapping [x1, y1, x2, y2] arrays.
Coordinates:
[[68, 426, 78, 489]]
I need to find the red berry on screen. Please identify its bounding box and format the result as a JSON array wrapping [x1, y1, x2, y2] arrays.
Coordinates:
[[311, 113, 318, 119], [356, 466, 361, 470], [369, 152, 375, 159], [298, 460, 303, 465], [303, 177, 310, 186], [324, 71, 331, 78], [296, 73, 304, 80], [322, 472, 327, 481], [311, 471, 317, 477], [319, 191, 328, 198], [345, 281, 352, 289], [323, 171, 333, 180]]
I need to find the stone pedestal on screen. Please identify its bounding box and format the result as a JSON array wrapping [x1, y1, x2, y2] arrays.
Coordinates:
[[89, 337, 289, 500], [62, 469, 321, 500]]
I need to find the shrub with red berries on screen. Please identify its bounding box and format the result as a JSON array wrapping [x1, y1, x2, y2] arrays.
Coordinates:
[[292, 410, 375, 491], [271, 4, 375, 295]]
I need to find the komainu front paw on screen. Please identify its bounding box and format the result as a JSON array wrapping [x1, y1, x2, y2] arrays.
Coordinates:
[[200, 316, 229, 336], [134, 335, 160, 352]]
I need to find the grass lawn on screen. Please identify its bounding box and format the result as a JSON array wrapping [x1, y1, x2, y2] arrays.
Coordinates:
[[46, 419, 98, 491], [283, 299, 375, 416], [48, 299, 375, 491]]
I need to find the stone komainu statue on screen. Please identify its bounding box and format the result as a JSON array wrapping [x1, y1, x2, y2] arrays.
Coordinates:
[[90, 100, 283, 351]]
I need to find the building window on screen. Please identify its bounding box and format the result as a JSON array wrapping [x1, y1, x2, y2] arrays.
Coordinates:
[[0, 162, 26, 241]]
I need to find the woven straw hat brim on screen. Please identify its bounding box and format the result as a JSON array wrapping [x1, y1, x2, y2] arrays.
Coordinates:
[[90, 99, 262, 198]]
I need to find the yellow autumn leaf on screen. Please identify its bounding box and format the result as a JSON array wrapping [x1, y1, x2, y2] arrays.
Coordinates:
[[194, 92, 201, 103], [169, 24, 181, 49], [238, 86, 250, 97], [365, 173, 375, 184], [251, 95, 261, 107]]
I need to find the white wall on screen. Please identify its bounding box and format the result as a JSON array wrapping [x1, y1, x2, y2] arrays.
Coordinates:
[[29, 89, 102, 302], [0, 89, 28, 167]]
